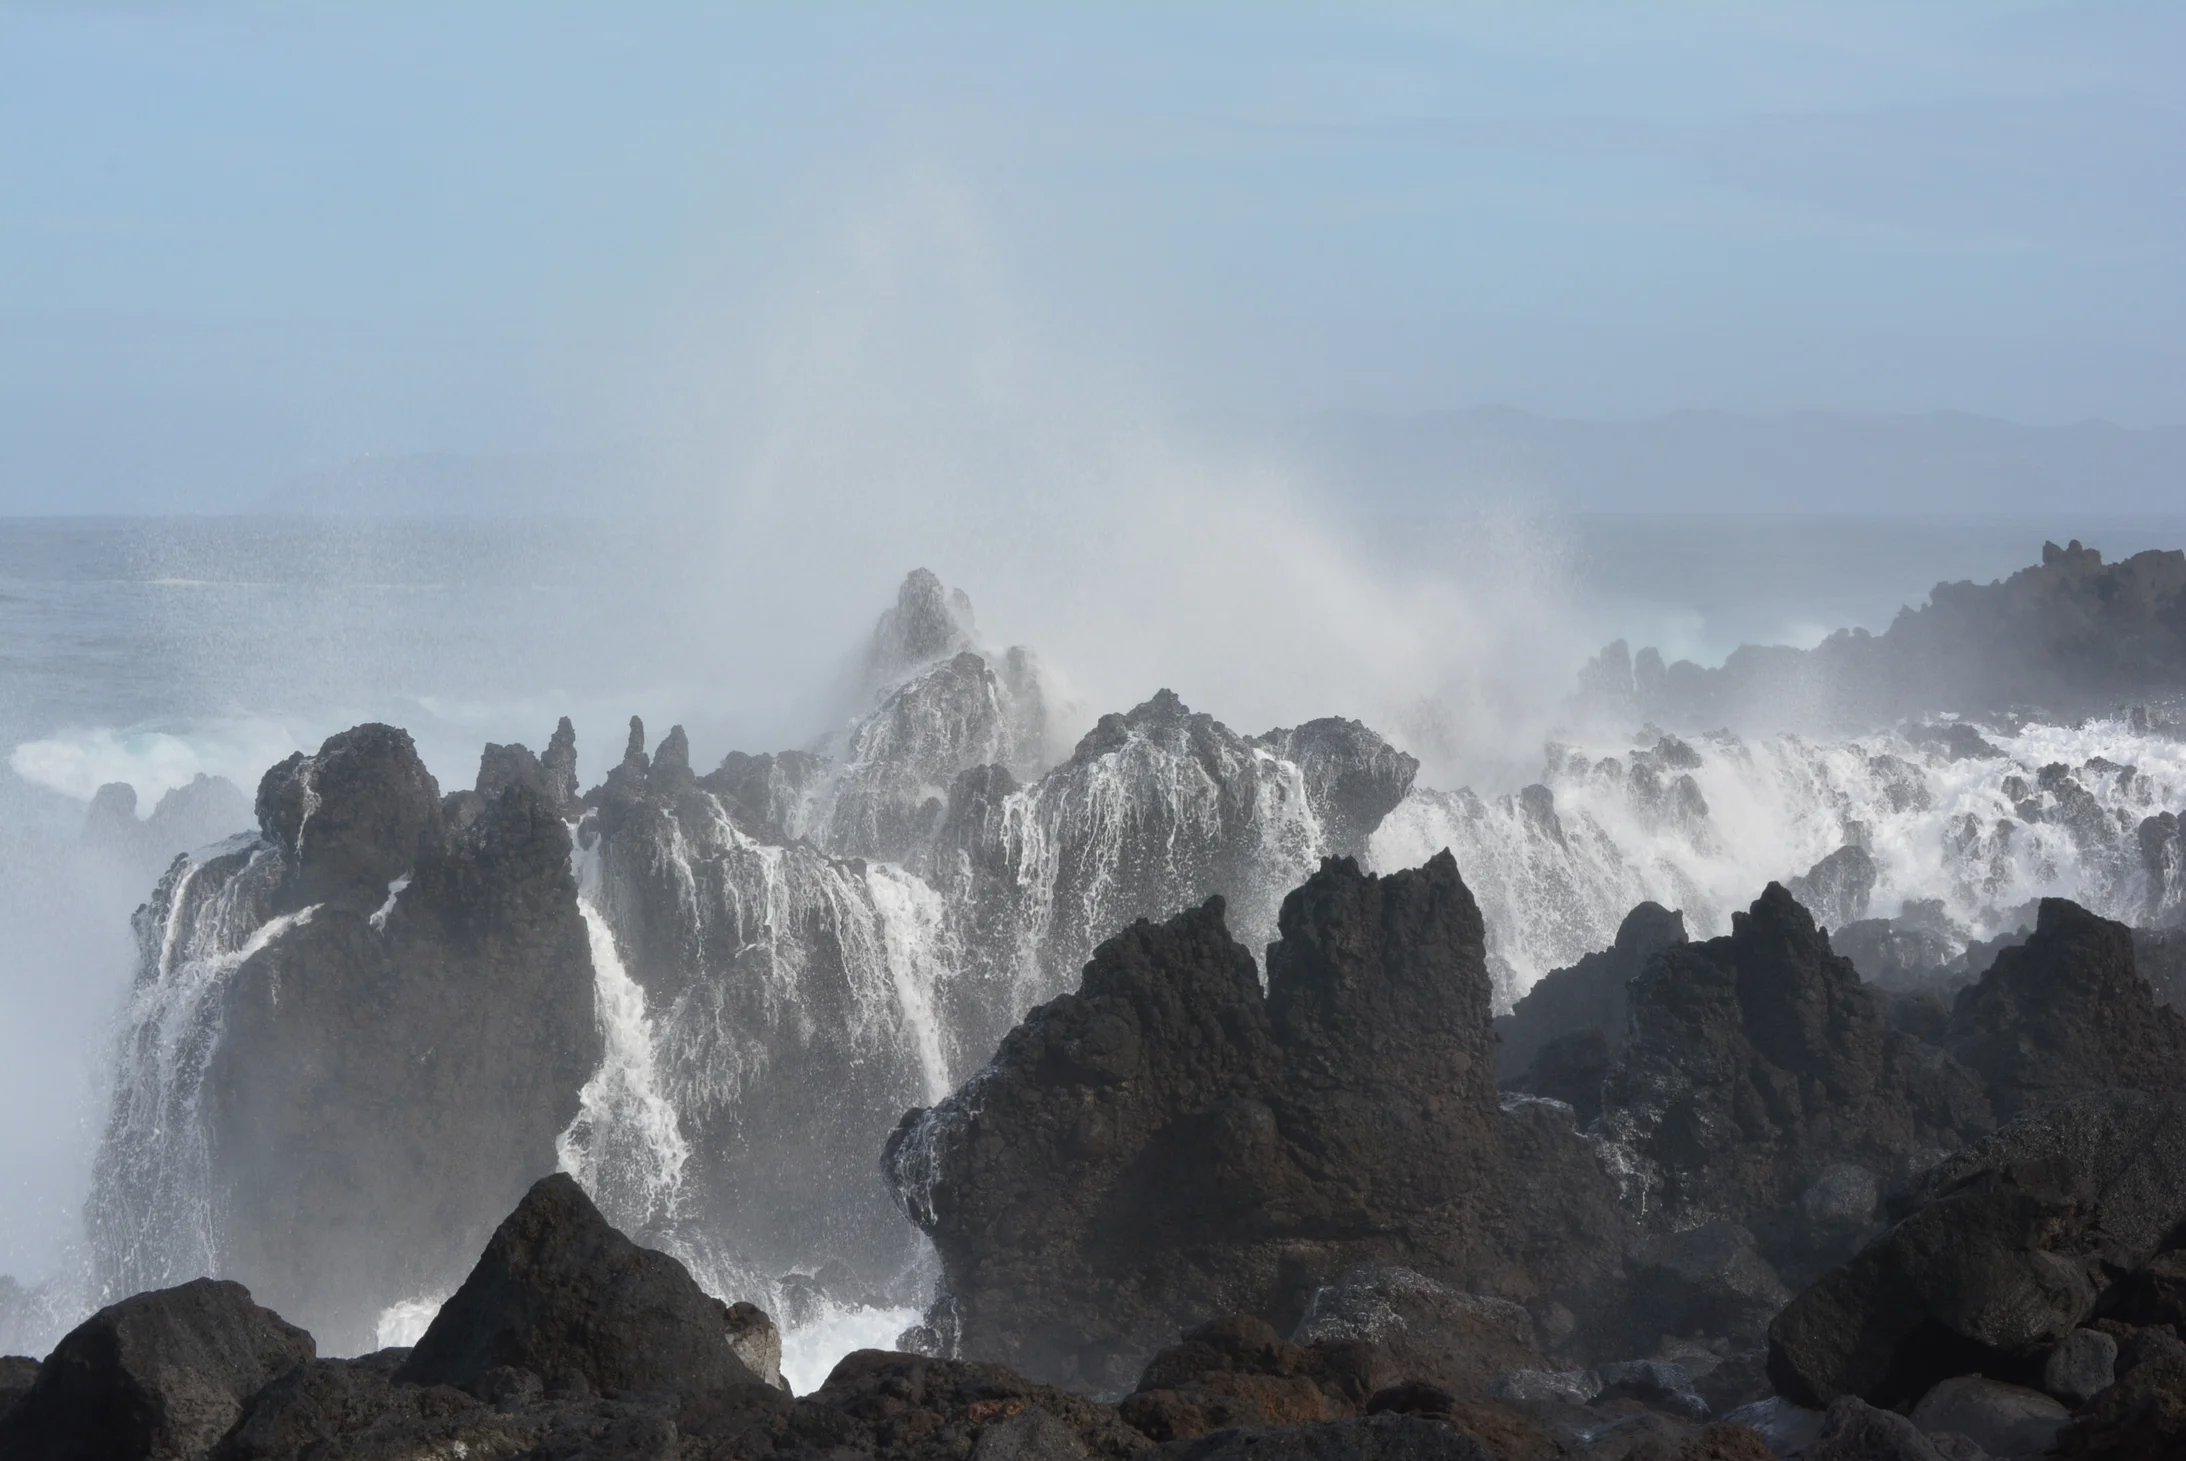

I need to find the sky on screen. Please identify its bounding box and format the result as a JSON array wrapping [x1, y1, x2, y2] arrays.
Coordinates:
[[1, 1, 2183, 511]]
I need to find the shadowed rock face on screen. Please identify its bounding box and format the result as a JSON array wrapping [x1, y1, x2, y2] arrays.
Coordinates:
[[1598, 884, 1993, 1280], [1495, 900, 1688, 1094], [1768, 1090, 2186, 1410], [88, 725, 600, 1354], [397, 1173, 759, 1396], [1946, 898, 2186, 1118], [0, 1278, 313, 1461], [885, 853, 1622, 1395]]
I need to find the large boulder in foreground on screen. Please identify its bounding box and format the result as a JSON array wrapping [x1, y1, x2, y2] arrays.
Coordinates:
[[1767, 1090, 2186, 1408], [0, 1277, 313, 1461], [397, 1173, 760, 1396], [1946, 898, 2186, 1118], [887, 853, 1624, 1392]]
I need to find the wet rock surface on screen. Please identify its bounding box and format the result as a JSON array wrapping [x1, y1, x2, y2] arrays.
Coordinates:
[[396, 1173, 761, 1395], [886, 853, 1620, 1393], [89, 724, 601, 1354]]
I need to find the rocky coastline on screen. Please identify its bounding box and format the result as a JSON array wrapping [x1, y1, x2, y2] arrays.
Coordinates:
[[8, 553, 2186, 1458]]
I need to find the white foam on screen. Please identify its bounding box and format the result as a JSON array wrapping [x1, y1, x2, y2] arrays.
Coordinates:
[[9, 721, 301, 806], [1375, 714, 2186, 1005], [778, 1299, 924, 1395], [372, 1292, 446, 1350], [367, 873, 411, 932], [554, 839, 691, 1233]]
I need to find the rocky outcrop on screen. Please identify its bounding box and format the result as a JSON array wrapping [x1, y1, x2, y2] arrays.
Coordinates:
[[1767, 1090, 2186, 1409], [252, 724, 446, 915], [1494, 901, 1686, 1117], [886, 854, 1621, 1394], [86, 724, 600, 1353], [0, 1278, 313, 1461], [1945, 899, 2186, 1118], [397, 1173, 759, 1395], [1597, 884, 1993, 1283], [572, 583, 1418, 1309], [1582, 540, 2186, 732], [1249, 720, 1419, 862], [1784, 846, 1877, 929]]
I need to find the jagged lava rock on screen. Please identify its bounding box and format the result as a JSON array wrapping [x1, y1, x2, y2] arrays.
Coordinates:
[[1120, 1314, 1370, 1442], [887, 853, 1623, 1393], [253, 724, 445, 915], [1495, 900, 1687, 1100], [397, 1172, 761, 1395], [1598, 883, 1991, 1279], [1907, 1375, 2067, 1460], [1801, 1396, 1949, 1461], [89, 723, 601, 1354], [2055, 1347, 2186, 1459], [1768, 1090, 2186, 1409], [0, 1278, 313, 1461], [1289, 1267, 1542, 1401], [1154, 1414, 1493, 1461], [1785, 845, 1878, 929], [1248, 720, 1420, 862], [1946, 898, 2186, 1117]]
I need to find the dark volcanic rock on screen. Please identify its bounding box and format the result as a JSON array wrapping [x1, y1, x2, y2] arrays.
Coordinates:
[[1801, 1395, 1947, 1461], [1602, 540, 2186, 731], [1120, 1315, 1366, 1442], [887, 854, 1623, 1393], [1289, 1268, 1542, 1401], [253, 724, 445, 916], [0, 1352, 37, 1414], [1767, 1090, 2186, 1409], [1597, 884, 1992, 1281], [0, 1278, 313, 1461], [1945, 899, 2186, 1118], [398, 1173, 759, 1395], [2128, 925, 2186, 1010], [89, 725, 601, 1354], [807, 1349, 1154, 1461], [1495, 901, 1687, 1090], [1627, 1222, 1792, 1348], [2055, 1348, 2186, 1459], [702, 748, 831, 844], [1785, 846, 1877, 929], [1250, 720, 1420, 861], [1155, 1414, 1494, 1461]]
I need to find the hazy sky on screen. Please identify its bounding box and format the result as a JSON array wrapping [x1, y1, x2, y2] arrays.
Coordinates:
[[3, 2, 2183, 510]]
